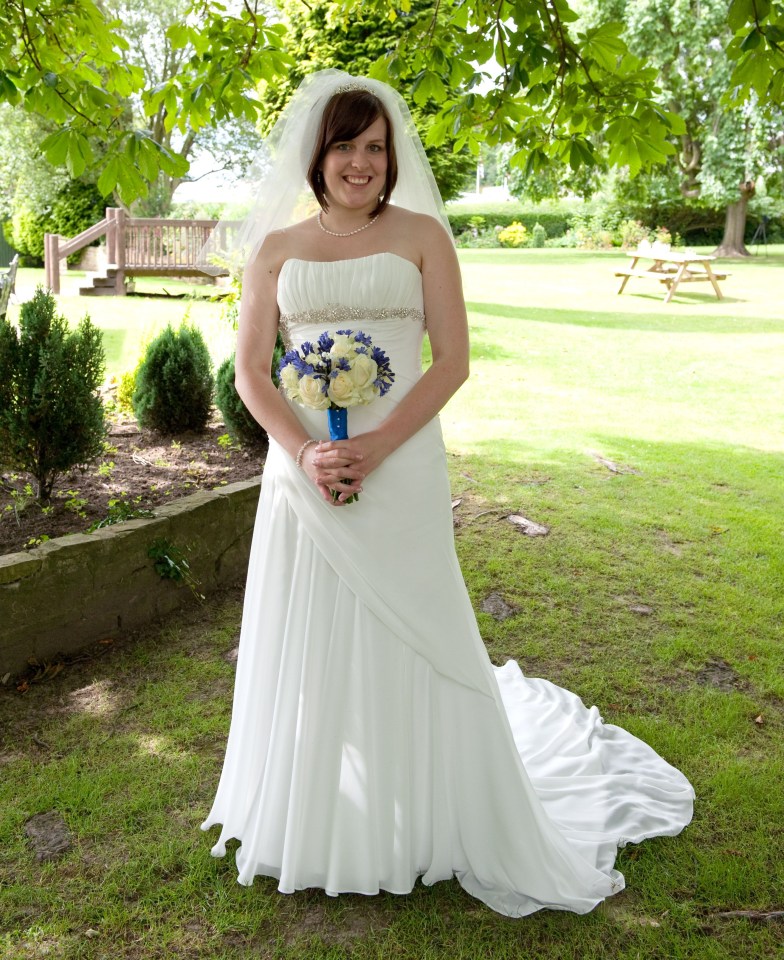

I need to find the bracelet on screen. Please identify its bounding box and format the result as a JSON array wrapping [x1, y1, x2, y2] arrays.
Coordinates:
[[295, 438, 319, 469]]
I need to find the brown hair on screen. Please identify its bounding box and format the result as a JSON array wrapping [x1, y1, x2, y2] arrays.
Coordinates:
[[307, 88, 398, 218]]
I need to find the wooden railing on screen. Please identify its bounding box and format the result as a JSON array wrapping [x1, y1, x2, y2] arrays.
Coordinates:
[[44, 207, 227, 295]]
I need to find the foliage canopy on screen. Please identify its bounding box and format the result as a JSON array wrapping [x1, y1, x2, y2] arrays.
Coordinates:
[[1, 0, 781, 203]]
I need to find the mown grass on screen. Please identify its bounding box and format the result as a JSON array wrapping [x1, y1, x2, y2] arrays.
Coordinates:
[[1, 248, 783, 958], [8, 268, 232, 377]]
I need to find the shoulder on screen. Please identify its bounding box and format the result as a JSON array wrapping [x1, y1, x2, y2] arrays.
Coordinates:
[[386, 205, 450, 239], [382, 206, 454, 268], [246, 219, 315, 279]]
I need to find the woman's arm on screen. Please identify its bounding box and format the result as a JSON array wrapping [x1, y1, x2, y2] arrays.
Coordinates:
[[313, 216, 469, 483], [234, 235, 366, 503]]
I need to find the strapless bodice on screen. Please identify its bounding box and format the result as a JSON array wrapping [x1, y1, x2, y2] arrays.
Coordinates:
[[276, 252, 428, 437]]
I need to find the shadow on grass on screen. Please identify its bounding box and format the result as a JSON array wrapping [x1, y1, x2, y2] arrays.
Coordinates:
[[466, 300, 784, 334]]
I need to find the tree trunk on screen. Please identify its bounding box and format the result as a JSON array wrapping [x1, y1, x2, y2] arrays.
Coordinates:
[[713, 180, 755, 257]]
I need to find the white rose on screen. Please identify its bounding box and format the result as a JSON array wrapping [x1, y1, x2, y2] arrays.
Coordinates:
[[347, 354, 379, 404], [329, 335, 355, 360], [305, 351, 321, 366], [327, 370, 359, 408], [280, 364, 301, 400], [299, 374, 330, 410]]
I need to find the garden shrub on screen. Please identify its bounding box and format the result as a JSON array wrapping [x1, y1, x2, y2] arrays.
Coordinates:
[[498, 221, 529, 248], [7, 207, 49, 266], [531, 223, 547, 248], [618, 219, 649, 249], [215, 354, 266, 445], [0, 286, 106, 500], [116, 364, 140, 415], [448, 209, 569, 238], [569, 212, 617, 249], [132, 321, 214, 434]]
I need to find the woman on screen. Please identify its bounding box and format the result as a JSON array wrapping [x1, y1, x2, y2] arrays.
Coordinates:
[[201, 70, 694, 918]]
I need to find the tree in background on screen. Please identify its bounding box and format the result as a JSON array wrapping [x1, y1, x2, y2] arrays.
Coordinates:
[[582, 0, 784, 256], [0, 0, 289, 206], [257, 1, 474, 203], [105, 0, 265, 216]]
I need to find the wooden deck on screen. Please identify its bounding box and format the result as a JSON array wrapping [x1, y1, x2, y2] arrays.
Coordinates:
[[45, 207, 231, 295]]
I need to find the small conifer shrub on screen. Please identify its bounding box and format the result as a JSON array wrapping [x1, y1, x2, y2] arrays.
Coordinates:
[[214, 335, 285, 445], [0, 286, 106, 500], [132, 322, 214, 433], [215, 354, 265, 445]]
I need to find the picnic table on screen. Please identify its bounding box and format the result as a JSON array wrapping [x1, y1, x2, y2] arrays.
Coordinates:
[[615, 243, 728, 303]]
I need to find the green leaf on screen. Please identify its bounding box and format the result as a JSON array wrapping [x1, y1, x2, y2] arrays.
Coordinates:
[[728, 0, 756, 32], [167, 24, 191, 48], [741, 28, 762, 51], [97, 155, 122, 196], [40, 129, 71, 166]]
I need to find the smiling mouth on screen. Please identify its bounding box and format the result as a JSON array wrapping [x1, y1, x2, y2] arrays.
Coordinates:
[[345, 176, 371, 185]]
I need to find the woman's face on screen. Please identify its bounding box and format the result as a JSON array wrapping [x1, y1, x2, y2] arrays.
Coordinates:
[[320, 114, 388, 215]]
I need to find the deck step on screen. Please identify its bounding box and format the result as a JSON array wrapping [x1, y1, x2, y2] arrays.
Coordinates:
[[79, 266, 120, 296]]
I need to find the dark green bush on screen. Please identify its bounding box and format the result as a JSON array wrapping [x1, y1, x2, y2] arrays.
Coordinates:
[[215, 354, 266, 445], [215, 333, 286, 445], [0, 287, 106, 500], [132, 322, 214, 434]]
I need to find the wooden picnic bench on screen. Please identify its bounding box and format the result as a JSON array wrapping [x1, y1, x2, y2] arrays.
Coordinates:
[[0, 254, 19, 318], [615, 244, 729, 303]]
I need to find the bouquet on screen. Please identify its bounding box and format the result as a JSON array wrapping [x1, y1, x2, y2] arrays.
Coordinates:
[[278, 330, 395, 503]]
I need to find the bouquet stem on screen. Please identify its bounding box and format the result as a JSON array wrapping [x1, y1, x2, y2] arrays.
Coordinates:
[[326, 407, 357, 504]]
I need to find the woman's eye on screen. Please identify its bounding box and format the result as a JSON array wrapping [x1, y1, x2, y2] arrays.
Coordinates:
[[334, 143, 351, 151], [368, 144, 384, 152]]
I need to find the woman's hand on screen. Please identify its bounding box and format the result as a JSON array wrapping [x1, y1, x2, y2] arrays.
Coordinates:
[[300, 440, 366, 505], [303, 430, 391, 505]]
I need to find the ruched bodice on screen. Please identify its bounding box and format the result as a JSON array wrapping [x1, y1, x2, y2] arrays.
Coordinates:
[[277, 252, 428, 435], [277, 252, 424, 317]]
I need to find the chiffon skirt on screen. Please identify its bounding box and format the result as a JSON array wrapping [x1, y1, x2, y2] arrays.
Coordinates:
[[201, 418, 694, 917]]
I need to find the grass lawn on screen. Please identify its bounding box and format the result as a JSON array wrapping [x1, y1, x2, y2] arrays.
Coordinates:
[[2, 248, 783, 958], [7, 269, 232, 378]]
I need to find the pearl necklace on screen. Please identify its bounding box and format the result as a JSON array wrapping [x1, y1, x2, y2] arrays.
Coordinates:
[[317, 210, 380, 238]]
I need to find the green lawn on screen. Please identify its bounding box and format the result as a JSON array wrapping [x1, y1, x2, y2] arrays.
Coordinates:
[[8, 268, 232, 377], [1, 248, 783, 958]]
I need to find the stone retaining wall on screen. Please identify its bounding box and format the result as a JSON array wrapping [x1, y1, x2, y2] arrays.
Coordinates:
[[0, 477, 261, 680]]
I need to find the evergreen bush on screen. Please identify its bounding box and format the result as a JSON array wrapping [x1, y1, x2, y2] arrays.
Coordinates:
[[531, 223, 547, 248], [0, 287, 106, 500], [215, 333, 286, 445], [215, 354, 266, 445], [132, 322, 214, 434]]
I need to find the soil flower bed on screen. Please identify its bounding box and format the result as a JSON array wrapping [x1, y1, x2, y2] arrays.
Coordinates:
[[0, 412, 265, 556]]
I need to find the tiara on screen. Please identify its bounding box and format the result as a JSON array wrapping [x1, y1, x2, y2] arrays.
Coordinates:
[[333, 82, 369, 95]]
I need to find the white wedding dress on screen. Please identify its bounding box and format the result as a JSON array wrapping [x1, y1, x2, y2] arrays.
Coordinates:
[[201, 252, 694, 917]]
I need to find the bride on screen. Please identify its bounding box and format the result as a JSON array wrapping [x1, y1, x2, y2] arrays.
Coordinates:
[[200, 70, 694, 918]]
